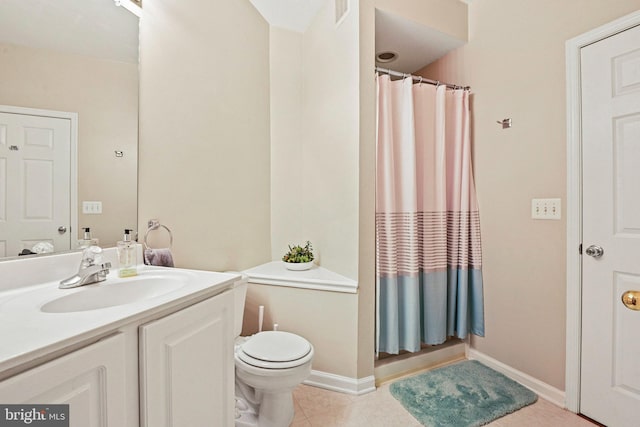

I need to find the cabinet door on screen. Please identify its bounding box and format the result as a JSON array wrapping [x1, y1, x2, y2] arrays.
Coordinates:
[[0, 333, 127, 427], [140, 291, 234, 427]]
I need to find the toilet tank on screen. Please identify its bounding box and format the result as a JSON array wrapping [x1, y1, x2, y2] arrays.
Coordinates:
[[231, 274, 248, 338]]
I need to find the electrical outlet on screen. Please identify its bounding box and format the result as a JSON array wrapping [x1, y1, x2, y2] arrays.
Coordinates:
[[531, 198, 561, 220], [82, 201, 102, 214]]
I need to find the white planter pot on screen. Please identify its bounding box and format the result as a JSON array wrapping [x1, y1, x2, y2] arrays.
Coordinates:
[[283, 261, 314, 271]]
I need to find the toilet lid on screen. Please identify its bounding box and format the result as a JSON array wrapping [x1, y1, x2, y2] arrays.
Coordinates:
[[240, 331, 311, 363]]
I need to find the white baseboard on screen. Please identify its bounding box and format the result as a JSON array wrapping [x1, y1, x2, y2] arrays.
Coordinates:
[[467, 348, 565, 408], [303, 370, 376, 395]]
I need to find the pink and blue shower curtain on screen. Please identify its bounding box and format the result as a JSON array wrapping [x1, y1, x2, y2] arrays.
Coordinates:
[[376, 74, 484, 354]]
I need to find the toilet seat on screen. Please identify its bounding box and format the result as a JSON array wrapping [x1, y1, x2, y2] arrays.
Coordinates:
[[237, 331, 312, 369]]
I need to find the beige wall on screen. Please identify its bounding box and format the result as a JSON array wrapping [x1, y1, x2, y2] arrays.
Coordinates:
[[270, 27, 305, 262], [358, 0, 377, 380], [270, 1, 360, 281], [0, 42, 138, 248], [243, 284, 359, 378], [267, 0, 361, 378], [417, 0, 640, 390], [138, 0, 271, 271], [298, 1, 360, 280]]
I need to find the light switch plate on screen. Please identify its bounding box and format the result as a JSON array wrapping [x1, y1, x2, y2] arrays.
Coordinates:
[[531, 198, 561, 220], [82, 201, 102, 214]]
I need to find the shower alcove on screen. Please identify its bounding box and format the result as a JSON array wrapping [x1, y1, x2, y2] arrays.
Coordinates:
[[373, 7, 471, 385]]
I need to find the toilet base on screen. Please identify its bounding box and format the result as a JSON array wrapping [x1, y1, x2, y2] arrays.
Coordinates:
[[235, 411, 258, 427], [235, 382, 296, 427], [256, 391, 294, 427], [235, 396, 258, 427]]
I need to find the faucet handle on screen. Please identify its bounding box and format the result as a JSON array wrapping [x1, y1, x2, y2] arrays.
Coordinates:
[[81, 245, 103, 267]]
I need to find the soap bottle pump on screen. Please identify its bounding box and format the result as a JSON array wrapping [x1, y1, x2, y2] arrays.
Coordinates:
[[117, 229, 137, 278], [77, 227, 98, 249]]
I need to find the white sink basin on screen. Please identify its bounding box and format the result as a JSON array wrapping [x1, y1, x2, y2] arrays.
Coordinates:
[[0, 254, 240, 374], [40, 273, 187, 313]]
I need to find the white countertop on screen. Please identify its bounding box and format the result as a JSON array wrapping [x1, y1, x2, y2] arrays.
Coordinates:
[[0, 264, 239, 376], [243, 261, 358, 293]]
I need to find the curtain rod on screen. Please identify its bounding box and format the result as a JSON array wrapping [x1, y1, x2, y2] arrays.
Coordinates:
[[375, 67, 470, 91]]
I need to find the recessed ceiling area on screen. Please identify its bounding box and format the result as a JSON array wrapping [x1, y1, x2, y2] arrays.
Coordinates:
[[375, 9, 465, 74], [0, 0, 138, 63], [249, 0, 325, 33]]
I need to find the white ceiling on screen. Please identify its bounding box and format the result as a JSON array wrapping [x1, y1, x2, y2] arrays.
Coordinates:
[[249, 0, 325, 33], [0, 0, 139, 63], [375, 9, 465, 74]]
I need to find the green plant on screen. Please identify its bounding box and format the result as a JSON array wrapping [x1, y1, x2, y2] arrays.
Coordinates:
[[282, 241, 314, 263]]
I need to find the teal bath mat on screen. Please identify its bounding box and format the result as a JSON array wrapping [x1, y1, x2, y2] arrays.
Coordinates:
[[390, 360, 538, 427]]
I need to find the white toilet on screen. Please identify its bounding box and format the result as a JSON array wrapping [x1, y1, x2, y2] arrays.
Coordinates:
[[233, 277, 314, 427]]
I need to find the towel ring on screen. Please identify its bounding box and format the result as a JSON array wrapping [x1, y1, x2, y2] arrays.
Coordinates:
[[144, 219, 173, 250]]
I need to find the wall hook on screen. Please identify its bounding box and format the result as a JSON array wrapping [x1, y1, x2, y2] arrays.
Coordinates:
[[497, 118, 512, 129]]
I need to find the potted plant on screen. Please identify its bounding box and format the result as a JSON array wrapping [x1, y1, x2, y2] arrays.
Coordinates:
[[282, 241, 315, 271]]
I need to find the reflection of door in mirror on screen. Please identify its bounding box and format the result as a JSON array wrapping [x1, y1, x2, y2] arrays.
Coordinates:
[[0, 107, 75, 257], [0, 0, 139, 258]]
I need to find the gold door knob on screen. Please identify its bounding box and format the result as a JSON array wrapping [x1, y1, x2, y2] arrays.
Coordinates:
[[622, 291, 640, 311]]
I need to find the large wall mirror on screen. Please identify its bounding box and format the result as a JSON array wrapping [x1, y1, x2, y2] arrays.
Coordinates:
[[0, 0, 139, 259]]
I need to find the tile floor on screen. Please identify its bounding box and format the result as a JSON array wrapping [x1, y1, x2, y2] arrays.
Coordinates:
[[291, 383, 596, 427]]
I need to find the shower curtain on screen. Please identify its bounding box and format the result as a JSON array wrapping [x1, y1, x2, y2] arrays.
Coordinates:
[[376, 74, 484, 354]]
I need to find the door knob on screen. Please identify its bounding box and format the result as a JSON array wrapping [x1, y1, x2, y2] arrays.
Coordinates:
[[622, 291, 640, 311], [58, 226, 67, 234], [585, 245, 604, 258]]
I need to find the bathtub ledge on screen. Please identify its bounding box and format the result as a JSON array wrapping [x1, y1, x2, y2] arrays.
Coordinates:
[[243, 261, 358, 294]]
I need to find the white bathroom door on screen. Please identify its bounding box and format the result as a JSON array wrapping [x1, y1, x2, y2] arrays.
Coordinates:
[[0, 111, 71, 257], [580, 24, 640, 427]]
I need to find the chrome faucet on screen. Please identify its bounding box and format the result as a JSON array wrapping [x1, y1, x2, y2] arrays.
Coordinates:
[[59, 246, 112, 289]]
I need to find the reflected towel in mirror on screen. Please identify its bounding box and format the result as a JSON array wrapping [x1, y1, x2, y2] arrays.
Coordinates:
[[144, 248, 174, 267]]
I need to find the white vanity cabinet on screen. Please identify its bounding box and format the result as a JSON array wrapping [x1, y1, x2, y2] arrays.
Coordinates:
[[0, 333, 128, 427], [0, 285, 236, 427], [139, 290, 235, 427]]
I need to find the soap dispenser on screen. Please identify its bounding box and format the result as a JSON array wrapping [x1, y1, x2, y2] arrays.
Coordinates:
[[117, 229, 137, 278], [77, 227, 98, 249]]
